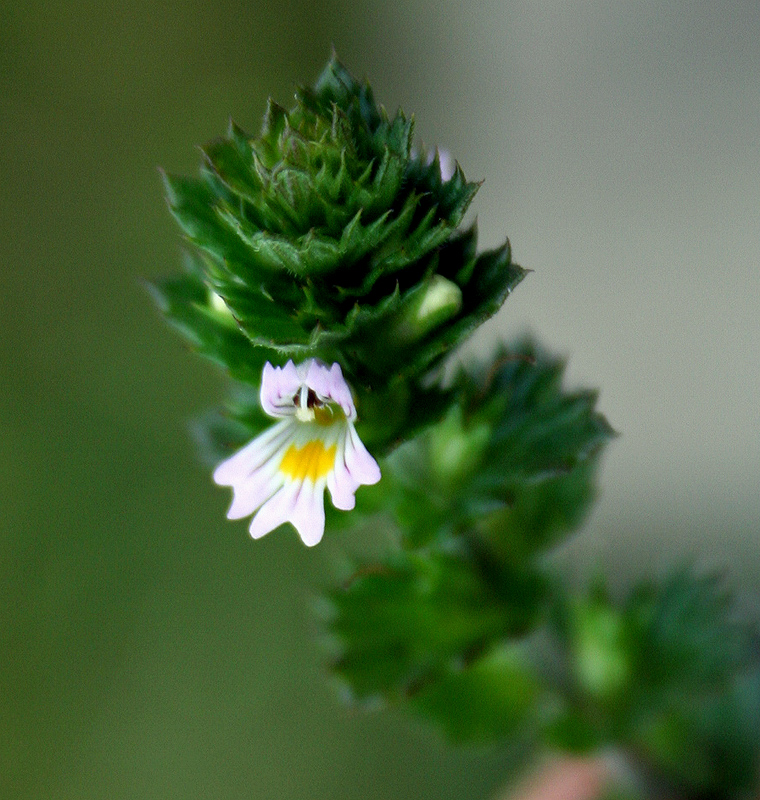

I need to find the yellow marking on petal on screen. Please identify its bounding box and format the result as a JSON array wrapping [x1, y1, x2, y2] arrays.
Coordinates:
[[279, 440, 336, 483]]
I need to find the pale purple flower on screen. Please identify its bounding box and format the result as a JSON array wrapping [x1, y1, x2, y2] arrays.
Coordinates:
[[412, 145, 458, 182], [436, 149, 456, 182], [213, 359, 381, 547]]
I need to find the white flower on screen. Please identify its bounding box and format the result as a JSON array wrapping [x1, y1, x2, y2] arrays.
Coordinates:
[[213, 359, 381, 547]]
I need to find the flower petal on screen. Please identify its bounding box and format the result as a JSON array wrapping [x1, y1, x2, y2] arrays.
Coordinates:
[[260, 360, 301, 417], [345, 423, 381, 485], [226, 463, 283, 520], [327, 362, 356, 419], [212, 419, 292, 486], [247, 482, 301, 540], [327, 431, 359, 511], [303, 359, 330, 398], [288, 479, 327, 547]]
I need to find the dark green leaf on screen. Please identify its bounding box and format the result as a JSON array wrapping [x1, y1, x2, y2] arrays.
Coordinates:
[[382, 338, 614, 556], [326, 551, 524, 701], [411, 644, 541, 742], [148, 255, 268, 385], [201, 136, 262, 205], [162, 172, 252, 267]]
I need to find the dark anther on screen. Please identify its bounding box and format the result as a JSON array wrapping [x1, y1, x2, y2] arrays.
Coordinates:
[[293, 389, 323, 408]]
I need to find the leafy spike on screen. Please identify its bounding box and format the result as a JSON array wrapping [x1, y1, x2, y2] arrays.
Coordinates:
[[156, 58, 515, 452]]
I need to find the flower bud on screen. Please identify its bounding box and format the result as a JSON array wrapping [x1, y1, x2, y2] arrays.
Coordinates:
[[208, 289, 232, 316], [429, 406, 490, 484], [572, 601, 630, 700], [392, 275, 463, 344]]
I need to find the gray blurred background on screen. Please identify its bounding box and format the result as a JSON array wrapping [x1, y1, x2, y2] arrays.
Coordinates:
[[2, 1, 758, 797]]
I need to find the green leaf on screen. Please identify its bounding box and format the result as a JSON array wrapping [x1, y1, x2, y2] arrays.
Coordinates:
[[551, 570, 760, 798], [625, 570, 754, 700], [405, 146, 480, 225], [162, 172, 252, 268], [411, 643, 541, 742], [326, 551, 529, 702], [351, 378, 454, 458], [626, 662, 760, 798], [148, 253, 270, 385], [382, 338, 615, 555], [211, 279, 313, 347], [201, 136, 263, 206]]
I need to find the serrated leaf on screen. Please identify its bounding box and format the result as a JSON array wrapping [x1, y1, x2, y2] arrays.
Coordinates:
[[351, 379, 454, 457], [148, 258, 267, 386], [326, 551, 530, 701], [162, 172, 252, 268], [470, 345, 613, 487], [405, 147, 481, 225], [481, 459, 601, 561], [552, 570, 760, 798], [411, 643, 541, 742], [210, 280, 312, 347], [202, 136, 263, 205], [624, 594, 760, 797], [626, 570, 754, 699], [382, 338, 614, 555]]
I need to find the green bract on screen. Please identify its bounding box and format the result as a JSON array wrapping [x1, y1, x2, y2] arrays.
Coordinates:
[[382, 340, 615, 551], [154, 57, 526, 453]]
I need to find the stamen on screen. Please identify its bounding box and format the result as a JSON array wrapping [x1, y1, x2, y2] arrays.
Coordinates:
[[294, 385, 325, 422]]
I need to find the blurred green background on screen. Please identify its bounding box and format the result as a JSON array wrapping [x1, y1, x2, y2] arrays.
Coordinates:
[[2, 1, 759, 797]]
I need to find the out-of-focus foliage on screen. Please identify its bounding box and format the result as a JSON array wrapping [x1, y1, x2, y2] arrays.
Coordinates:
[[549, 571, 760, 799], [325, 340, 614, 743]]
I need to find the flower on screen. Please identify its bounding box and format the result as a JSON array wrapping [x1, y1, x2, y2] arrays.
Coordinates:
[[412, 145, 457, 181], [437, 149, 456, 182], [213, 359, 381, 546]]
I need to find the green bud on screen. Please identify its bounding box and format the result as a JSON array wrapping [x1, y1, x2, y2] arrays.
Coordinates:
[[429, 405, 490, 483], [414, 275, 463, 325], [207, 288, 237, 325], [390, 275, 464, 345], [572, 600, 630, 700]]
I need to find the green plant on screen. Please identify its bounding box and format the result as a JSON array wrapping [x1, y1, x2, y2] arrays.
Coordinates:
[[151, 57, 760, 799]]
